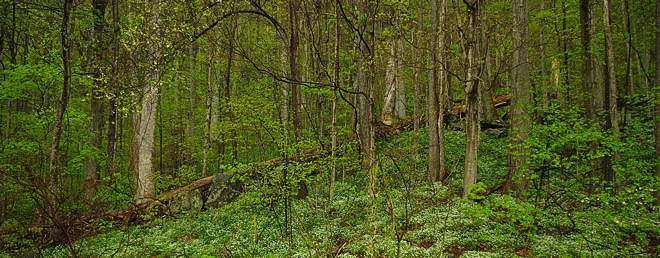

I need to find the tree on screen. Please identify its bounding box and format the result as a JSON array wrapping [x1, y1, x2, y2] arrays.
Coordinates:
[[428, 0, 446, 183], [463, 0, 483, 197], [134, 0, 161, 201], [506, 0, 530, 196], [580, 0, 593, 122], [86, 0, 109, 204], [289, 0, 302, 140], [602, 0, 619, 184], [655, 0, 660, 205], [47, 0, 74, 228]]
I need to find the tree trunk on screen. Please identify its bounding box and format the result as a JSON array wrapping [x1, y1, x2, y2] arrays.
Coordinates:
[[603, 0, 619, 184], [225, 20, 237, 161], [382, 39, 396, 125], [289, 0, 302, 140], [428, 0, 441, 183], [135, 0, 160, 200], [580, 0, 593, 122], [623, 0, 633, 125], [280, 46, 289, 133], [187, 44, 197, 157], [463, 0, 482, 197], [86, 0, 108, 204], [506, 0, 530, 196], [48, 0, 73, 224], [540, 0, 548, 109], [654, 0, 660, 205], [203, 43, 214, 178], [330, 1, 341, 200], [395, 38, 406, 120], [413, 0, 424, 149], [479, 7, 495, 124], [591, 5, 605, 113], [106, 0, 120, 180]]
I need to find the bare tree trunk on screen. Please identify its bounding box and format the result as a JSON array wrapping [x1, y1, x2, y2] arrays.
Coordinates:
[[86, 0, 108, 204], [106, 0, 120, 179], [395, 38, 406, 120], [603, 0, 620, 184], [48, 0, 73, 225], [540, 0, 548, 109], [654, 0, 660, 206], [463, 0, 482, 197], [382, 39, 397, 125], [479, 7, 495, 124], [428, 0, 441, 183], [507, 0, 530, 196], [623, 0, 633, 124], [289, 0, 302, 140], [187, 44, 197, 157], [203, 44, 214, 178], [580, 0, 593, 122], [591, 5, 605, 113], [135, 0, 160, 200], [438, 0, 448, 181], [413, 0, 424, 149], [280, 46, 289, 129], [330, 1, 341, 199]]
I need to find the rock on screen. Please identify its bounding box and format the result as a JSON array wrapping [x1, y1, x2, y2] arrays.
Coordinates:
[[204, 174, 242, 209], [169, 188, 203, 212]]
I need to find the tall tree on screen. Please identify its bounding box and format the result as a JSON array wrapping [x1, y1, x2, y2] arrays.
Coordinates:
[[463, 0, 482, 197], [289, 0, 302, 140], [412, 0, 424, 149], [506, 0, 530, 195], [106, 0, 120, 179], [203, 42, 214, 178], [580, 0, 593, 122], [330, 0, 341, 199], [429, 0, 446, 183], [654, 0, 660, 205], [86, 0, 108, 204], [603, 0, 619, 183], [48, 0, 74, 222], [135, 0, 161, 200]]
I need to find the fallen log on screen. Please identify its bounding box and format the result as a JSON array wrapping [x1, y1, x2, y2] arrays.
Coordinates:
[[449, 94, 510, 116]]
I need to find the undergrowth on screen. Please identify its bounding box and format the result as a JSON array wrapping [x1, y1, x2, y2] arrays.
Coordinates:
[[24, 128, 660, 257]]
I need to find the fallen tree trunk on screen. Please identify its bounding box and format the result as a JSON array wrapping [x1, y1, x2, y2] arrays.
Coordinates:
[[449, 94, 510, 116]]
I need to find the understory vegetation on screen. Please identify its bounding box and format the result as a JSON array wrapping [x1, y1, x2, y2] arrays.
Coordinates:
[[38, 118, 660, 257]]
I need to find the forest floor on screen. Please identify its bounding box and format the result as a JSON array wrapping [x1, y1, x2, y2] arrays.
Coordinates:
[[31, 129, 660, 257]]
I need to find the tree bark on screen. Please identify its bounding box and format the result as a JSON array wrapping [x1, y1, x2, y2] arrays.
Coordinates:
[[603, 0, 620, 184], [412, 0, 424, 149], [580, 0, 593, 122], [106, 0, 120, 180], [540, 1, 548, 109], [225, 20, 237, 161], [187, 44, 197, 156], [203, 44, 214, 178], [382, 38, 397, 125], [86, 0, 108, 204], [395, 38, 406, 120], [289, 0, 302, 140], [654, 0, 660, 205], [48, 0, 74, 223], [463, 0, 482, 197], [135, 0, 161, 200], [330, 1, 341, 199], [506, 0, 530, 196], [623, 0, 633, 124]]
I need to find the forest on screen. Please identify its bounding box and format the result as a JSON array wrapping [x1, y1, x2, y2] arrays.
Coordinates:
[[1, 0, 659, 256]]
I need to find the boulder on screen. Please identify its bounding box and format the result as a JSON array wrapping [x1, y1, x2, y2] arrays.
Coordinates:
[[204, 174, 242, 209], [169, 188, 203, 212]]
